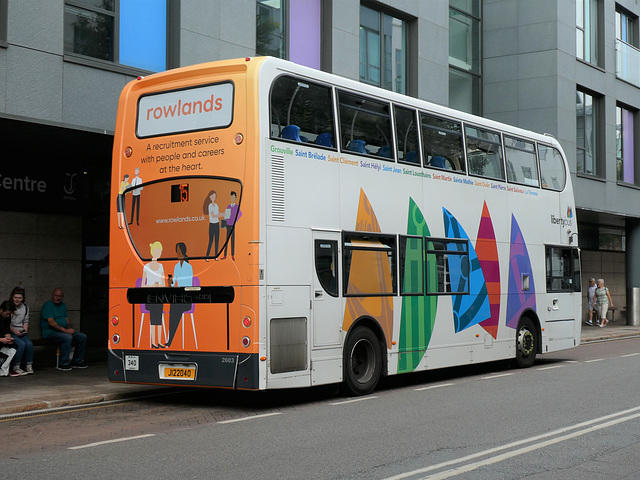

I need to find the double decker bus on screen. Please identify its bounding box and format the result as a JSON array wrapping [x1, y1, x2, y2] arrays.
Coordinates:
[[108, 56, 581, 395]]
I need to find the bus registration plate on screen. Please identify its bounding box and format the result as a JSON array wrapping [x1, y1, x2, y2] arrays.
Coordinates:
[[159, 363, 197, 381]]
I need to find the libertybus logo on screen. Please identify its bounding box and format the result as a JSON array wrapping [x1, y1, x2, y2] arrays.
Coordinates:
[[136, 82, 234, 138]]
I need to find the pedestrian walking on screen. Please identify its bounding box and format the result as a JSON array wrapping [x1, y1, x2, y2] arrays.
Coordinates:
[[593, 278, 614, 327]]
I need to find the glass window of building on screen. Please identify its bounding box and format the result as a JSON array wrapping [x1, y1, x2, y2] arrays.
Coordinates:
[[616, 104, 637, 183], [576, 89, 599, 176], [289, 0, 321, 69], [359, 4, 407, 94], [0, 0, 7, 47], [257, 0, 287, 58], [449, 0, 481, 115], [616, 6, 638, 47], [576, 0, 602, 66], [615, 6, 640, 87], [64, 0, 167, 72]]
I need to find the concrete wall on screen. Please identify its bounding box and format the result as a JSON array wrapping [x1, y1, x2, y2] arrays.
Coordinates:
[[581, 249, 626, 322], [0, 212, 82, 338], [1, 1, 136, 132]]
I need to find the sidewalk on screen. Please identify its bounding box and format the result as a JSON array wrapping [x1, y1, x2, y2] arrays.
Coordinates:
[[2, 322, 640, 416]]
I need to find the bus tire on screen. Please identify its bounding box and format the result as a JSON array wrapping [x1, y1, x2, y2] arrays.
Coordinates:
[[514, 317, 537, 368], [343, 326, 382, 396]]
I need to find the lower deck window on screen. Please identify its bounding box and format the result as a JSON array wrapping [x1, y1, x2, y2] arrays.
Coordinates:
[[546, 246, 581, 292], [343, 232, 397, 296], [426, 239, 469, 294]]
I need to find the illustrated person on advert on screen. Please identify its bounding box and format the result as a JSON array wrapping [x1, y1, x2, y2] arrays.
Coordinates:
[[142, 241, 166, 348], [222, 191, 242, 260], [203, 190, 224, 261], [129, 167, 143, 226], [167, 242, 194, 348]]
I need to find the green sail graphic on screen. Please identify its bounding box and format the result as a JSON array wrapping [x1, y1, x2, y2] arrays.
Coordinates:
[[398, 198, 438, 373]]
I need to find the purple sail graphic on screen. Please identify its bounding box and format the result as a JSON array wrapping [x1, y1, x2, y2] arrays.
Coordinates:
[[506, 214, 536, 329]]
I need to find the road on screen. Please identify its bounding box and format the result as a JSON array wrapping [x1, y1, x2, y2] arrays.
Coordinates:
[[2, 337, 640, 479]]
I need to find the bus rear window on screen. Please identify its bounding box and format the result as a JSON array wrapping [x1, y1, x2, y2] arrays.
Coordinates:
[[270, 76, 335, 148], [121, 176, 242, 261]]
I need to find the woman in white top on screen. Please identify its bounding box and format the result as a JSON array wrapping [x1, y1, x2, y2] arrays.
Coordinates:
[[142, 241, 166, 348], [9, 286, 34, 375]]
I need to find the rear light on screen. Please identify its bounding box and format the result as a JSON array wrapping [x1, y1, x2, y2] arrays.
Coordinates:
[[112, 334, 120, 344], [111, 315, 119, 326], [242, 316, 251, 328], [241, 336, 251, 348]]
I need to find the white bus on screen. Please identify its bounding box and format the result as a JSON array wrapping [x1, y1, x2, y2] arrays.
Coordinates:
[[109, 57, 581, 395]]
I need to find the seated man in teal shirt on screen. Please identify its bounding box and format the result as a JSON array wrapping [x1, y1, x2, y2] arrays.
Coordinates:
[[40, 288, 88, 371]]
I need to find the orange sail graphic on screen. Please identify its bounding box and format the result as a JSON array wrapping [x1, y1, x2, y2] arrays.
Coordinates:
[[342, 190, 394, 349]]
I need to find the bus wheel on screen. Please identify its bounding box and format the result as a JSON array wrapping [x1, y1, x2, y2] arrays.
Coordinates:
[[343, 326, 382, 396], [514, 317, 537, 368]]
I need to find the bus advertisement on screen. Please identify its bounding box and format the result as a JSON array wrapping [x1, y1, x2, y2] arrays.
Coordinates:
[[108, 57, 581, 395]]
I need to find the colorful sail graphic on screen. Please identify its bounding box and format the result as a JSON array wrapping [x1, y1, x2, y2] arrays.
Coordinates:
[[398, 198, 438, 373], [506, 215, 536, 329], [443, 208, 491, 333], [342, 189, 394, 349], [475, 201, 500, 339]]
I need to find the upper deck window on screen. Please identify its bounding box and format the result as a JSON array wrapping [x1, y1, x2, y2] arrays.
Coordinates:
[[395, 106, 421, 165], [505, 136, 539, 187], [338, 91, 393, 159], [270, 76, 335, 148], [539, 145, 566, 191], [466, 126, 505, 181], [421, 113, 465, 173]]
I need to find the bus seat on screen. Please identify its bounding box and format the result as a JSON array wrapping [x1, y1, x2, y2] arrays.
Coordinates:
[[316, 133, 334, 148], [405, 151, 418, 164], [377, 145, 391, 158], [282, 125, 301, 142], [347, 139, 367, 154], [430, 155, 447, 168]]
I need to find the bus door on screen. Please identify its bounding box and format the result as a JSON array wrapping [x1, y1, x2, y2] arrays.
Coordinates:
[[310, 230, 343, 386], [543, 246, 581, 351], [312, 230, 342, 347]]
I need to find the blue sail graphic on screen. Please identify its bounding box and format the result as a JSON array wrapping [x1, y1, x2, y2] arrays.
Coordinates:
[[443, 208, 491, 332]]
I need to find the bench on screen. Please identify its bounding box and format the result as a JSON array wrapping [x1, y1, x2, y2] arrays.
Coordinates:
[[31, 338, 70, 367]]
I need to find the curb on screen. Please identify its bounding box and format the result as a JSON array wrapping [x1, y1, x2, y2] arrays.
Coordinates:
[[0, 388, 180, 417]]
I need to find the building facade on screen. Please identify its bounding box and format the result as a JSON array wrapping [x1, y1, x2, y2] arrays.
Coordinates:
[[1, 0, 638, 345]]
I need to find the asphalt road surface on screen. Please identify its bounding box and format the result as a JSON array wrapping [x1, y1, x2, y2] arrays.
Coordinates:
[[2, 337, 640, 479]]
